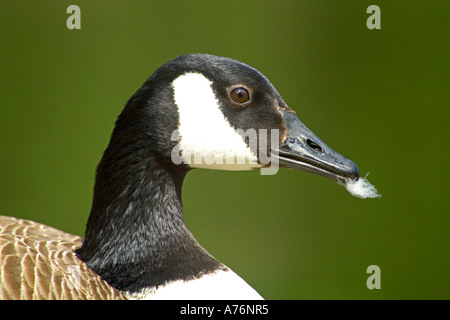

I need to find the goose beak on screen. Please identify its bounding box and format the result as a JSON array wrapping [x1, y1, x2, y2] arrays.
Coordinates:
[[274, 109, 359, 183]]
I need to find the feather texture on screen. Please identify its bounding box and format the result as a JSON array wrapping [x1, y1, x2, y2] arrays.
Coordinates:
[[0, 216, 126, 300]]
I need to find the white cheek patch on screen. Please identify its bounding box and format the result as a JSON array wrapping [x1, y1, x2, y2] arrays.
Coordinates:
[[172, 72, 260, 170]]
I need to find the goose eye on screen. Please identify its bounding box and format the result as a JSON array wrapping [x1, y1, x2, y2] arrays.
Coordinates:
[[229, 87, 250, 105]]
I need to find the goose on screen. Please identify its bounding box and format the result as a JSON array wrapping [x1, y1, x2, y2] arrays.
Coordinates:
[[0, 53, 379, 300]]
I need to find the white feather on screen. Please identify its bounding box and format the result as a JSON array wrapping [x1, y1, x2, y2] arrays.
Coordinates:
[[340, 173, 381, 199]]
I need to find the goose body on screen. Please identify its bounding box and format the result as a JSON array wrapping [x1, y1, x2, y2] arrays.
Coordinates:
[[0, 216, 125, 300], [0, 53, 365, 300]]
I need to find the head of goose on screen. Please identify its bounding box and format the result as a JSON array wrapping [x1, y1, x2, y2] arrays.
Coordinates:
[[75, 53, 364, 295]]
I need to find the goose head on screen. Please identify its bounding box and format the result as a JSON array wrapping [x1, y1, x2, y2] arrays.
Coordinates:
[[122, 53, 359, 180], [76, 53, 365, 298]]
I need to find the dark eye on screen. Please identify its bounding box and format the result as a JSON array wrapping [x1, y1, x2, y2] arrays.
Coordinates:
[[229, 87, 250, 105]]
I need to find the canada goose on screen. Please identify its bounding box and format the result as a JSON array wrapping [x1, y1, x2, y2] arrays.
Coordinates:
[[0, 53, 379, 300]]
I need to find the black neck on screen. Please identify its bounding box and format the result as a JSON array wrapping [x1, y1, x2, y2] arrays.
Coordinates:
[[75, 100, 224, 293]]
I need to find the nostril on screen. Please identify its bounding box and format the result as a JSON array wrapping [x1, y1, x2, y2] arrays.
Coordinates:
[[306, 139, 323, 153]]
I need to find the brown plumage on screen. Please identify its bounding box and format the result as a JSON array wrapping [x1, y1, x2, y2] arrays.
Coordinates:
[[0, 216, 126, 300]]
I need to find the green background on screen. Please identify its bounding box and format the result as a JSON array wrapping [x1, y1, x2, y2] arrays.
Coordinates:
[[1, 1, 449, 299]]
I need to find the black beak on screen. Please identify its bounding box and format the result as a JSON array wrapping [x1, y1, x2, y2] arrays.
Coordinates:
[[274, 109, 359, 183]]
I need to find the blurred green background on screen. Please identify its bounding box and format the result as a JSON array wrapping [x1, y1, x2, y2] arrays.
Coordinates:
[[1, 1, 449, 299]]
